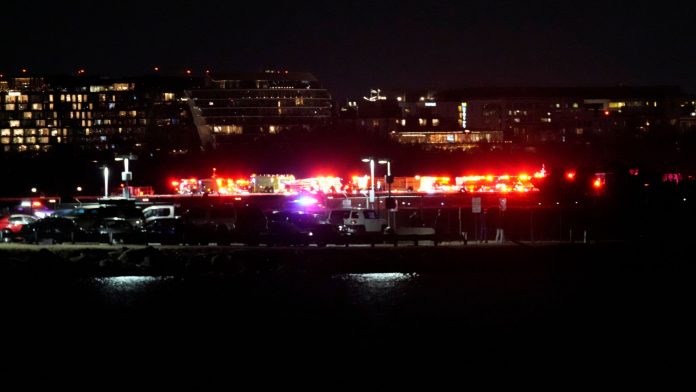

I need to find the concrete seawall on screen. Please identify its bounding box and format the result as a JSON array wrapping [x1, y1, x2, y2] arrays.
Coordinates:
[[0, 241, 690, 277]]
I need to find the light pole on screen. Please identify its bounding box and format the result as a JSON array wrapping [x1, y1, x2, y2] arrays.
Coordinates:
[[361, 157, 375, 208], [103, 166, 109, 198], [378, 159, 393, 227], [115, 154, 137, 199]]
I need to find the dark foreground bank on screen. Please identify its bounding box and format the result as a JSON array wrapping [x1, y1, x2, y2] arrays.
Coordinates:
[[0, 242, 693, 372]]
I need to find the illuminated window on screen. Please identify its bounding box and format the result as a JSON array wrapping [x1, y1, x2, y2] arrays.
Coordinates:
[[5, 104, 15, 110], [1, 137, 9, 144], [401, 119, 406, 126], [49, 95, 54, 102], [113, 83, 131, 91], [51, 129, 59, 136], [35, 120, 45, 126], [39, 137, 49, 144], [48, 103, 54, 110], [572, 103, 579, 109], [608, 102, 626, 109], [13, 129, 23, 136], [213, 125, 243, 134], [418, 118, 427, 126], [459, 102, 468, 128], [163, 93, 175, 101], [9, 120, 20, 127], [31, 103, 42, 110], [26, 136, 36, 144], [60, 94, 65, 102], [77, 94, 82, 103], [0, 129, 10, 136], [432, 119, 440, 127], [19, 95, 28, 104]]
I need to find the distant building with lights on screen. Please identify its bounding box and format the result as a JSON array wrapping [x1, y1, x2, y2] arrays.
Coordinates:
[[341, 86, 688, 150], [0, 73, 197, 153], [186, 71, 333, 149]]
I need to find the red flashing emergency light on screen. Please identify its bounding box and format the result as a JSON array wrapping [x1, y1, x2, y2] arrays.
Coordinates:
[[565, 171, 576, 181]]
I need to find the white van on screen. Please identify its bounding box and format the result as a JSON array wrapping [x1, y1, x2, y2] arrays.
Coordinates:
[[322, 209, 387, 233]]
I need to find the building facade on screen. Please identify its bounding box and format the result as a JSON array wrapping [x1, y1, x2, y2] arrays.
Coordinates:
[[341, 86, 687, 150], [186, 71, 333, 149], [0, 74, 196, 153]]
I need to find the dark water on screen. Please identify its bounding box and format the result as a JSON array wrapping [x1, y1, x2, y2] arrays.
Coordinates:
[[1, 248, 693, 373]]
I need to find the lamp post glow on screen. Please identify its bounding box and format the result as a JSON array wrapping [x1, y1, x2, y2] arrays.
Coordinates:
[[115, 154, 137, 199], [103, 167, 109, 198], [378, 159, 393, 227], [361, 157, 375, 207]]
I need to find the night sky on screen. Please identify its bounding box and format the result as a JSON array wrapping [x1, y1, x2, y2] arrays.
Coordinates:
[[3, 0, 695, 99]]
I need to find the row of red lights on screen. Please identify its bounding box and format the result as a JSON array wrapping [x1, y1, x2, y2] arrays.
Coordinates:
[[564, 170, 604, 189]]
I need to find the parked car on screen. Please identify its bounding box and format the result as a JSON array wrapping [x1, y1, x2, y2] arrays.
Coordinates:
[[142, 204, 179, 223], [266, 210, 340, 246], [320, 209, 387, 234], [144, 218, 189, 245], [58, 204, 145, 231], [18, 216, 85, 244], [90, 217, 142, 244], [0, 214, 38, 233]]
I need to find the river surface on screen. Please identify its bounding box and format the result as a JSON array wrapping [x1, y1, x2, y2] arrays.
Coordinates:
[[1, 247, 692, 371]]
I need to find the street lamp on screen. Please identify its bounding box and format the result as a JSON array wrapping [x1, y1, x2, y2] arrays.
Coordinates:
[[361, 157, 375, 208], [103, 166, 109, 198], [115, 154, 137, 199], [378, 159, 394, 228], [31, 187, 37, 194]]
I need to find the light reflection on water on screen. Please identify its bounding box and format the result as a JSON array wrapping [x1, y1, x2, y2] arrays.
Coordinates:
[[339, 273, 417, 302], [94, 276, 173, 291], [344, 273, 416, 284]]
